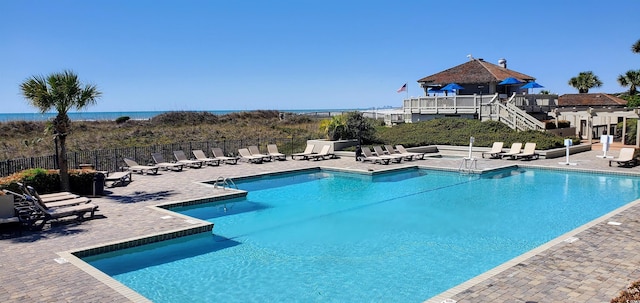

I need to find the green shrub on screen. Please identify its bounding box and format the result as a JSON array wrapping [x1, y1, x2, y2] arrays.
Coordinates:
[[115, 116, 130, 124], [375, 118, 566, 150], [0, 168, 100, 195]]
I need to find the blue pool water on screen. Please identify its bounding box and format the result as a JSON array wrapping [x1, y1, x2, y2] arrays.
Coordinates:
[[84, 168, 640, 302]]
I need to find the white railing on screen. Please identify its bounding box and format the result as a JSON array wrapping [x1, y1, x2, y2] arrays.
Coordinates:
[[403, 94, 493, 115], [491, 94, 545, 131]]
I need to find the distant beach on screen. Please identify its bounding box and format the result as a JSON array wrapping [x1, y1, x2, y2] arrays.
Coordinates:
[[0, 108, 398, 122]]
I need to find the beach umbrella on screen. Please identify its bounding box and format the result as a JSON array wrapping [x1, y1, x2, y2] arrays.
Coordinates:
[[441, 83, 464, 93], [521, 81, 544, 94], [498, 77, 523, 85]]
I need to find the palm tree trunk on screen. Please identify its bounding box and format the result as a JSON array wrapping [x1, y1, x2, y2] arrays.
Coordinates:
[[58, 135, 70, 192]]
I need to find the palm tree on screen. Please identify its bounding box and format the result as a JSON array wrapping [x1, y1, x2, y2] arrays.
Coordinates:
[[568, 71, 603, 93], [20, 70, 102, 191], [632, 39, 640, 53], [617, 70, 640, 95]]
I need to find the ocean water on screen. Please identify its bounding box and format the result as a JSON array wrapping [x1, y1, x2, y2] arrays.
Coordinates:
[[0, 109, 368, 122]]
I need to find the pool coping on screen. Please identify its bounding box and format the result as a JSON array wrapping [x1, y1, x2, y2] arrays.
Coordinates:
[[55, 164, 640, 303]]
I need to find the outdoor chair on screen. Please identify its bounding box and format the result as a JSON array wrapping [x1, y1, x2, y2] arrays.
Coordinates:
[[173, 150, 204, 168], [360, 146, 390, 165], [609, 147, 638, 167], [211, 147, 238, 164], [373, 146, 403, 163], [291, 144, 316, 160], [498, 143, 523, 159], [482, 142, 504, 159], [192, 149, 222, 166], [151, 153, 184, 171], [238, 148, 264, 164], [248, 146, 273, 162], [123, 158, 159, 175], [267, 144, 286, 161], [395, 145, 425, 160], [513, 142, 539, 160]]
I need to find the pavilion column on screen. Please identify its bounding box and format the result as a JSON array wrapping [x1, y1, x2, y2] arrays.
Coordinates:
[[636, 118, 640, 148]]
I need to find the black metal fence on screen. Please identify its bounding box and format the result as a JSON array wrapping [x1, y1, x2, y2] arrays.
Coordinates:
[[0, 136, 311, 177]]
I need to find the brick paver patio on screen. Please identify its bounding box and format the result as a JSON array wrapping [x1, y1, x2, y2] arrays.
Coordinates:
[[1, 146, 639, 302]]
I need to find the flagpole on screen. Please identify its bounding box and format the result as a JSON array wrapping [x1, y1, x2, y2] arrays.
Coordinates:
[[406, 82, 409, 100]]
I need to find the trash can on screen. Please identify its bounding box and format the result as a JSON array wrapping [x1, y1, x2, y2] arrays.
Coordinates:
[[92, 172, 105, 196]]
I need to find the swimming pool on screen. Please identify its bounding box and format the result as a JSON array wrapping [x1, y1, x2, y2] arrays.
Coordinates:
[[83, 168, 640, 302]]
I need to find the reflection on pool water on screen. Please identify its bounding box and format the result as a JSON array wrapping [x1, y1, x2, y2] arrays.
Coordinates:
[[84, 168, 640, 303]]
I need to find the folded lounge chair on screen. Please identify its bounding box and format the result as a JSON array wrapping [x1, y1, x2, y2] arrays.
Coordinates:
[[211, 147, 238, 165], [513, 142, 539, 160], [248, 146, 273, 162], [123, 158, 159, 175], [395, 145, 425, 160], [151, 153, 184, 171], [104, 171, 133, 187], [360, 146, 390, 165], [498, 143, 523, 159], [291, 144, 316, 160], [192, 149, 222, 166], [373, 146, 403, 163], [609, 147, 638, 167], [482, 142, 504, 159], [267, 144, 286, 161], [308, 145, 334, 161], [173, 150, 204, 168], [238, 148, 264, 164]]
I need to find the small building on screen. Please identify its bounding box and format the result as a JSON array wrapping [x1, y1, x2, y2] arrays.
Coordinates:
[[417, 57, 535, 97]]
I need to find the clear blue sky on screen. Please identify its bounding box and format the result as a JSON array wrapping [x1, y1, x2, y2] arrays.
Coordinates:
[[2, 0, 639, 113]]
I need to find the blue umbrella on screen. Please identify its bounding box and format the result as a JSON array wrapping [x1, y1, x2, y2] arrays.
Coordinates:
[[521, 81, 544, 94], [441, 82, 464, 92], [499, 77, 523, 85]]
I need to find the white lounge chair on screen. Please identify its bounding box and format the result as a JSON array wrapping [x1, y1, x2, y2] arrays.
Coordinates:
[[0, 193, 20, 232], [482, 142, 504, 159], [373, 146, 403, 163], [513, 142, 539, 160], [151, 153, 184, 171], [23, 185, 90, 208], [211, 147, 238, 164], [360, 146, 390, 165], [498, 143, 523, 159], [248, 146, 273, 162], [238, 148, 264, 164], [609, 147, 638, 167], [384, 145, 412, 161], [27, 191, 99, 228], [291, 144, 316, 160], [395, 145, 425, 160], [123, 158, 159, 175], [308, 145, 334, 161], [173, 150, 204, 168], [267, 144, 286, 161], [192, 149, 222, 166]]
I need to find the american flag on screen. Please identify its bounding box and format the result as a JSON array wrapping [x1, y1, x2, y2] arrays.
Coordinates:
[[396, 83, 407, 93]]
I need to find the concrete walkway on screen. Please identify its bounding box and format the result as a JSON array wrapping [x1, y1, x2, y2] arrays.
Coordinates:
[[1, 147, 639, 302]]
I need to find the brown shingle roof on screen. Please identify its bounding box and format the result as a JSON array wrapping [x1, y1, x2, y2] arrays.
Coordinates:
[[558, 94, 628, 107], [417, 59, 535, 85]]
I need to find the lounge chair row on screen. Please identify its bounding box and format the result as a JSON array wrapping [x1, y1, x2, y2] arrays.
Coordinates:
[[290, 144, 335, 161], [123, 148, 240, 174], [237, 145, 287, 163], [360, 145, 426, 165], [482, 142, 539, 160]]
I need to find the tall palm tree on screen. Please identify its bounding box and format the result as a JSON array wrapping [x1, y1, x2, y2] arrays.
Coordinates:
[[632, 39, 640, 54], [617, 70, 640, 95], [20, 70, 102, 191], [568, 71, 603, 93]]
